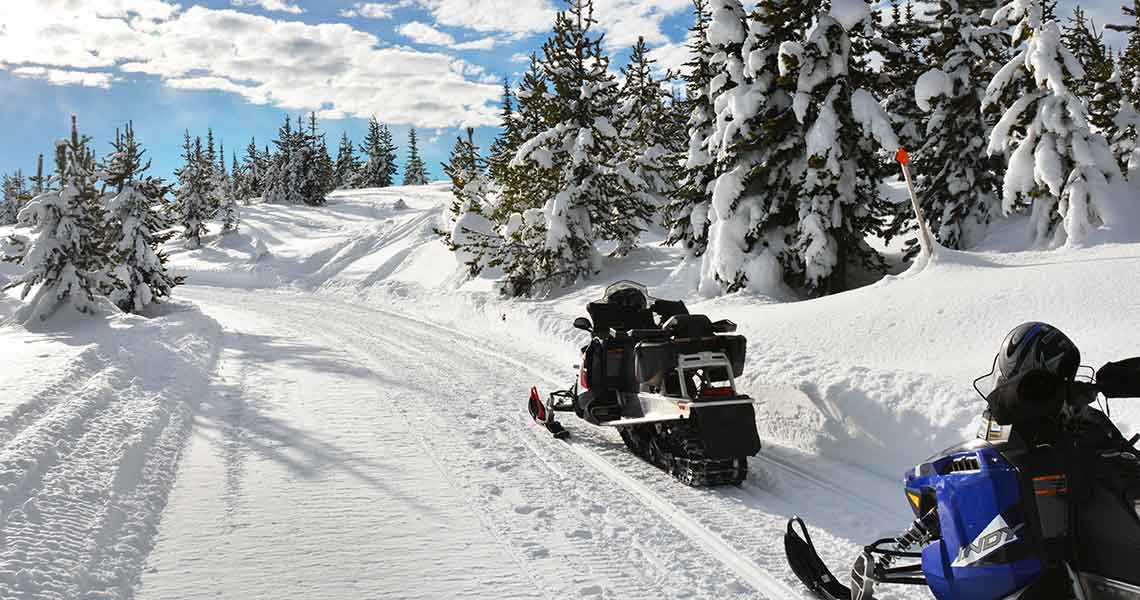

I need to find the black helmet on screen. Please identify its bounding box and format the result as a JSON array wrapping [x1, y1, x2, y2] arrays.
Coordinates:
[[995, 322, 1081, 386]]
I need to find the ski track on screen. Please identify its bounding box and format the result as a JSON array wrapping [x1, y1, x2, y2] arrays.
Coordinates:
[[177, 287, 927, 600], [0, 311, 220, 600], [230, 294, 751, 599]]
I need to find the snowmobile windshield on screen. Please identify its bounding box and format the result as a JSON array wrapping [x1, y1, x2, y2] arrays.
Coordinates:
[[974, 355, 1001, 401], [602, 281, 654, 307]]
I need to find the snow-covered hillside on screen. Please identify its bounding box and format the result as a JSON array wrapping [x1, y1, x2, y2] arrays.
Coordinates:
[[2, 184, 1139, 598]]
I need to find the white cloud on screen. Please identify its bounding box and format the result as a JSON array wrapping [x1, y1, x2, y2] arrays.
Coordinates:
[[415, 0, 555, 35], [414, 0, 690, 49], [398, 21, 455, 46], [231, 0, 305, 14], [510, 52, 530, 63], [0, 2, 501, 128], [12, 66, 115, 88], [454, 36, 498, 50], [339, 1, 410, 19]]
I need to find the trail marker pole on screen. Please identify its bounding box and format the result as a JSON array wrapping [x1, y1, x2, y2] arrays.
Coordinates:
[[896, 148, 934, 257]]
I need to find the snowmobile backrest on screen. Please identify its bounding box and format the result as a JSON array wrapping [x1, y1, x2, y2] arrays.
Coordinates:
[[1097, 358, 1140, 399], [586, 301, 656, 337], [651, 299, 689, 324], [663, 314, 715, 339]]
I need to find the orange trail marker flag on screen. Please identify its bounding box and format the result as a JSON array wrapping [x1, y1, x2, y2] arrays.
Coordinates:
[[896, 147, 934, 257]]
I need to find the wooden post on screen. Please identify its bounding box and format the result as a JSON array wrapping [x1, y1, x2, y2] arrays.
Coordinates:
[[896, 148, 934, 257]]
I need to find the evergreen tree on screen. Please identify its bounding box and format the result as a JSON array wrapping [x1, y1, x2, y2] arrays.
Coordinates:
[[440, 128, 501, 278], [665, 0, 717, 257], [308, 112, 335, 201], [100, 121, 182, 312], [487, 78, 521, 187], [1113, 75, 1140, 179], [1063, 6, 1109, 101], [29, 154, 45, 195], [1109, 1, 1140, 103], [403, 127, 429, 185], [1, 171, 27, 225], [2, 116, 109, 322], [498, 54, 558, 221], [697, 0, 816, 294], [334, 131, 360, 190], [231, 152, 245, 204], [240, 138, 263, 202], [264, 115, 308, 205], [876, 0, 929, 158], [379, 124, 399, 187], [358, 117, 397, 188], [510, 0, 650, 281], [616, 36, 677, 230], [173, 131, 214, 246], [985, 0, 1122, 244], [775, 1, 900, 294], [885, 0, 1006, 255]]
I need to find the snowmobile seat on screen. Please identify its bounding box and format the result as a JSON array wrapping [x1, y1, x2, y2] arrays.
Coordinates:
[[587, 301, 656, 338]]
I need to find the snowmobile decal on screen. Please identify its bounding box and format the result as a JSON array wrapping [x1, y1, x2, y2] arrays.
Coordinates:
[[950, 515, 1025, 568]]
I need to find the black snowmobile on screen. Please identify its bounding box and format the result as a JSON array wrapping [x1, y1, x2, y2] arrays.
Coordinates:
[[527, 281, 762, 486], [785, 322, 1140, 600]]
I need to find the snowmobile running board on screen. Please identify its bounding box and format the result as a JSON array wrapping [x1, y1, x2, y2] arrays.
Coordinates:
[[598, 395, 759, 428]]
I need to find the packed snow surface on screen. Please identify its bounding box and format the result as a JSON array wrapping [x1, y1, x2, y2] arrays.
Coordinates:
[[2, 183, 1139, 598]]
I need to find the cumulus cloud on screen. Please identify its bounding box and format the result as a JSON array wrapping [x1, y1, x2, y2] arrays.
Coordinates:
[[414, 0, 690, 49], [454, 36, 498, 50], [231, 0, 305, 14], [398, 21, 455, 46], [339, 1, 410, 20], [415, 0, 556, 35], [0, 1, 501, 128], [12, 66, 115, 88]]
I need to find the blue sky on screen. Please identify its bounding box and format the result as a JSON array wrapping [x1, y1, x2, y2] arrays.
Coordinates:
[[0, 0, 1127, 184]]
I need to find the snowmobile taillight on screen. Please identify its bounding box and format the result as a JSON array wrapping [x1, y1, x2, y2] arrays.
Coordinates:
[[699, 386, 735, 398], [579, 364, 589, 390]]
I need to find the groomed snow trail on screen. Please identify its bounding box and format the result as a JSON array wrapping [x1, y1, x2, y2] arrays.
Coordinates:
[[135, 287, 915, 599]]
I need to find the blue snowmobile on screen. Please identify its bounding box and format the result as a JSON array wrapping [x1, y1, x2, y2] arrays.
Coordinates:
[[785, 323, 1140, 600]]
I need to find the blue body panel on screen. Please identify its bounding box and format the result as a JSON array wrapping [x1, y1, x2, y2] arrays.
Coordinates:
[[905, 444, 1043, 600]]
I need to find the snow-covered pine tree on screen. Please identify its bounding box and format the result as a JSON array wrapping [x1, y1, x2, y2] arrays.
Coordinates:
[[379, 124, 398, 187], [216, 147, 240, 233], [1063, 7, 1110, 102], [2, 116, 109, 322], [696, 0, 818, 294], [264, 115, 307, 205], [231, 152, 244, 205], [487, 78, 521, 189], [440, 128, 502, 277], [240, 138, 263, 202], [498, 54, 557, 222], [616, 36, 677, 229], [889, 0, 1006, 255], [1, 171, 27, 225], [1113, 78, 1140, 179], [665, 0, 717, 257], [777, 0, 900, 294], [100, 121, 182, 312], [403, 128, 429, 186], [308, 112, 334, 202], [984, 0, 1122, 245], [173, 131, 214, 247], [358, 117, 392, 188], [29, 154, 45, 196], [1111, 2, 1140, 104], [511, 0, 651, 276], [334, 132, 360, 190], [876, 0, 929, 160]]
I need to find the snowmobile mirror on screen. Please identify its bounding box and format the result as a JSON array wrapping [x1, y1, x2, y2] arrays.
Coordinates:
[[712, 319, 737, 333], [573, 317, 593, 332], [1097, 358, 1140, 399]]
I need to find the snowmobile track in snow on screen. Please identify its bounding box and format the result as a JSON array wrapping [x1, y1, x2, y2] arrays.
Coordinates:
[[295, 291, 806, 599]]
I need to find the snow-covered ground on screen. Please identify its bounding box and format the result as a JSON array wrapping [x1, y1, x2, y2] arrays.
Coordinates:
[[2, 183, 1138, 598]]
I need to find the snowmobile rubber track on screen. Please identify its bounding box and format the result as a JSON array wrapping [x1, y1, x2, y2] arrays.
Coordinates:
[[619, 422, 748, 487]]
